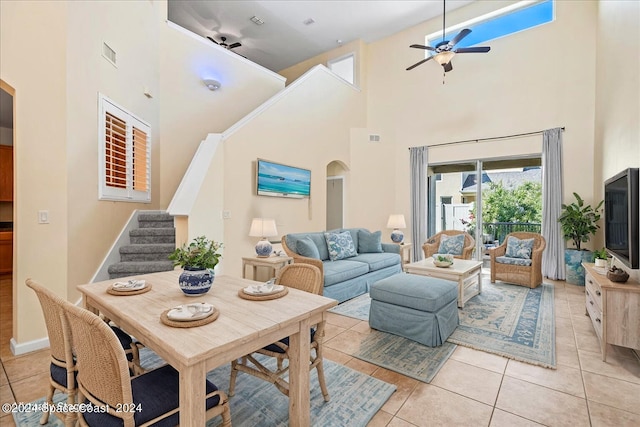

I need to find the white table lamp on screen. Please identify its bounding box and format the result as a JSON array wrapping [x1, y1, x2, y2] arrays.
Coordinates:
[[387, 214, 406, 244], [249, 218, 278, 257]]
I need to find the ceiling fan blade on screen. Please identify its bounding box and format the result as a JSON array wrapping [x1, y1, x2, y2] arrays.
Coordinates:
[[207, 36, 219, 45], [410, 44, 435, 51], [443, 61, 453, 72], [455, 46, 491, 53], [228, 42, 242, 49], [447, 28, 471, 48], [406, 56, 433, 71]]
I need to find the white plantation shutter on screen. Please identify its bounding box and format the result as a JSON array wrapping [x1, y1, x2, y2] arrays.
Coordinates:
[[99, 95, 151, 202]]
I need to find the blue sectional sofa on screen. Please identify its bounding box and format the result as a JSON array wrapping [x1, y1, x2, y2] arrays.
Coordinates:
[[281, 228, 402, 302]]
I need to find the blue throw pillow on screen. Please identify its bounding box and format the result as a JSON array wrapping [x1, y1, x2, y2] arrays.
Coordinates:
[[324, 231, 357, 261], [505, 236, 534, 259], [296, 236, 320, 259], [437, 234, 465, 255], [357, 230, 383, 253]]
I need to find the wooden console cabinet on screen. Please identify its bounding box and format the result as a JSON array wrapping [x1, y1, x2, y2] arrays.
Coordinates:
[[583, 263, 640, 361]]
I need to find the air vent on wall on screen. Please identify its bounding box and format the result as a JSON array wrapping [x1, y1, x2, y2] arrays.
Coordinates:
[[102, 42, 117, 66], [369, 134, 381, 143]]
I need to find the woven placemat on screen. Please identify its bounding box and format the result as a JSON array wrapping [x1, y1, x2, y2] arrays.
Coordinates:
[[160, 307, 219, 328], [107, 284, 152, 296], [238, 287, 288, 301]]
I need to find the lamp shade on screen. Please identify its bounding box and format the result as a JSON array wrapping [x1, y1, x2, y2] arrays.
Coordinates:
[[386, 214, 406, 229], [433, 51, 455, 66], [249, 218, 278, 237]]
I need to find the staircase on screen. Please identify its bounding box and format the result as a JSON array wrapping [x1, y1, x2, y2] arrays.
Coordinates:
[[108, 211, 176, 279]]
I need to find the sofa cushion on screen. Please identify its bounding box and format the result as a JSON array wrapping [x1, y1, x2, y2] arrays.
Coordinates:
[[437, 233, 465, 255], [296, 236, 320, 259], [357, 230, 383, 253], [496, 256, 533, 266], [349, 253, 400, 272], [323, 260, 370, 286], [505, 236, 534, 259], [286, 232, 330, 260], [324, 231, 358, 261]]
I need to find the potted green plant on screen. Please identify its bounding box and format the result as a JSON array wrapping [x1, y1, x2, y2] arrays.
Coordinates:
[[593, 248, 608, 268], [558, 192, 603, 285], [169, 236, 223, 296]]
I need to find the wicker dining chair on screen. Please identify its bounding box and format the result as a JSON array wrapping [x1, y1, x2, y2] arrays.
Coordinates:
[[26, 279, 147, 426], [423, 230, 476, 260], [25, 279, 77, 426], [59, 295, 232, 427], [228, 263, 330, 402]]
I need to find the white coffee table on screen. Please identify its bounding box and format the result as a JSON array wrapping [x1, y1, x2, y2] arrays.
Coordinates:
[[404, 258, 483, 308]]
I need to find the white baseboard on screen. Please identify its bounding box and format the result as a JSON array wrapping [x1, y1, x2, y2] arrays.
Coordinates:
[[10, 336, 49, 356]]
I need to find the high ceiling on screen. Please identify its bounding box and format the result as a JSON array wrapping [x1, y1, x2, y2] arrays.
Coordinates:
[[167, 0, 475, 72]]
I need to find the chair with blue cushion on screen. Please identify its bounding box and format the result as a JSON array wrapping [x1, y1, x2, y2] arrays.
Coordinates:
[[228, 263, 330, 402], [423, 230, 475, 260], [59, 294, 231, 427], [490, 232, 546, 288]]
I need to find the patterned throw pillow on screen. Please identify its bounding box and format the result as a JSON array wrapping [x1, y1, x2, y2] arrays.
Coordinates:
[[324, 231, 358, 261], [437, 234, 465, 255], [505, 236, 535, 259]]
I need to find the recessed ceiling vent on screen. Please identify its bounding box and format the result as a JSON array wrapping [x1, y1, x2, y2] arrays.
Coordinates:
[[369, 134, 381, 143], [102, 42, 117, 66]]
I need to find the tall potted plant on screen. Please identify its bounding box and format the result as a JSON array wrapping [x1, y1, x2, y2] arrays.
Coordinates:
[[169, 236, 223, 296], [558, 192, 603, 285]]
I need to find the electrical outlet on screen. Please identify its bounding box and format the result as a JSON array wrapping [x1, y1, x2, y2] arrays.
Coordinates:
[[222, 210, 231, 219]]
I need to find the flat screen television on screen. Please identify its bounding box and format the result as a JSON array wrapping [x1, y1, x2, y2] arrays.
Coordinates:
[[256, 158, 311, 199], [604, 167, 639, 269]]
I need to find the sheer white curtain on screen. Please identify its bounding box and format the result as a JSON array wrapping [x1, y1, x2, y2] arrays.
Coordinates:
[[542, 128, 565, 279], [410, 147, 428, 261]]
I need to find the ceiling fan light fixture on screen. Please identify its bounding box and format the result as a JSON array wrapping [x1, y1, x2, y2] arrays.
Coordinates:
[[433, 51, 455, 65]]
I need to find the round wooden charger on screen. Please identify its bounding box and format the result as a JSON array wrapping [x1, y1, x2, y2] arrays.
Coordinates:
[[238, 287, 288, 301], [160, 307, 219, 328], [107, 284, 152, 296]]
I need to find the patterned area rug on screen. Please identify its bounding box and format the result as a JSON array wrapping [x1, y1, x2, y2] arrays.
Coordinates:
[[14, 349, 395, 427], [355, 331, 457, 383], [330, 280, 556, 369], [448, 281, 556, 368]]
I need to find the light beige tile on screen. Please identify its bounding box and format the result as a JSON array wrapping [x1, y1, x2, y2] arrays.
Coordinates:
[[490, 409, 544, 426], [366, 409, 394, 427], [322, 346, 353, 365], [0, 413, 16, 427], [495, 376, 589, 426], [554, 301, 572, 319], [344, 356, 378, 376], [325, 312, 360, 329], [0, 365, 8, 386], [583, 371, 640, 415], [397, 383, 493, 426], [2, 349, 49, 383], [431, 359, 502, 405], [8, 371, 50, 403], [372, 367, 419, 415], [323, 322, 347, 341], [350, 320, 373, 334], [574, 330, 603, 354], [555, 339, 581, 369], [579, 349, 640, 384], [0, 383, 14, 404], [324, 329, 365, 355], [387, 416, 418, 427], [588, 401, 640, 427], [505, 359, 585, 397], [450, 345, 508, 374]]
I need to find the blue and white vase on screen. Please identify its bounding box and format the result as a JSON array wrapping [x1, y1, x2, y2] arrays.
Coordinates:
[[179, 266, 215, 296], [390, 229, 404, 244]]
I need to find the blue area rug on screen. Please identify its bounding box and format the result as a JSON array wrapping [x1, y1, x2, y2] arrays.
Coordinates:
[[14, 349, 395, 427], [328, 292, 371, 321], [448, 281, 556, 369]]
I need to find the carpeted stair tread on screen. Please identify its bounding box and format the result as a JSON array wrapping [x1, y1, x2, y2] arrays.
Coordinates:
[[137, 212, 174, 222], [120, 244, 176, 254], [108, 261, 175, 278]]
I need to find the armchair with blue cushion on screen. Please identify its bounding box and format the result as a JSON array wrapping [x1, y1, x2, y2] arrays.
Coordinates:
[[490, 232, 546, 288], [422, 230, 475, 260]]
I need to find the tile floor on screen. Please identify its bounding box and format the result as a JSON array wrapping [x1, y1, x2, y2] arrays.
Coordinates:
[[1, 273, 639, 426]]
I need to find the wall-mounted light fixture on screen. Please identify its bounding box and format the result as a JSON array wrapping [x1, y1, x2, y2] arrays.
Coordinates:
[[203, 79, 221, 91]]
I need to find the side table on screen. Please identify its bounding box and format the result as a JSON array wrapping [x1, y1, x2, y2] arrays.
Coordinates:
[[398, 242, 412, 266], [242, 256, 293, 281]]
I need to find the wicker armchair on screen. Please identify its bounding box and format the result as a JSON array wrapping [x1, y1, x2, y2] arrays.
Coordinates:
[[60, 295, 231, 427], [229, 263, 330, 402], [423, 230, 476, 260], [490, 232, 546, 288]]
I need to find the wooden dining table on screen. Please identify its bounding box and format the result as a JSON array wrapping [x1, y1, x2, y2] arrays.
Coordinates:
[[77, 270, 337, 427]]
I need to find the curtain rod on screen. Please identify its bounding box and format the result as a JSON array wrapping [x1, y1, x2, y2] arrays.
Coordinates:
[[409, 127, 565, 150]]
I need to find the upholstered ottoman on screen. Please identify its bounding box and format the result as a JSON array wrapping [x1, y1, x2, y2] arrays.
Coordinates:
[[369, 273, 459, 347]]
